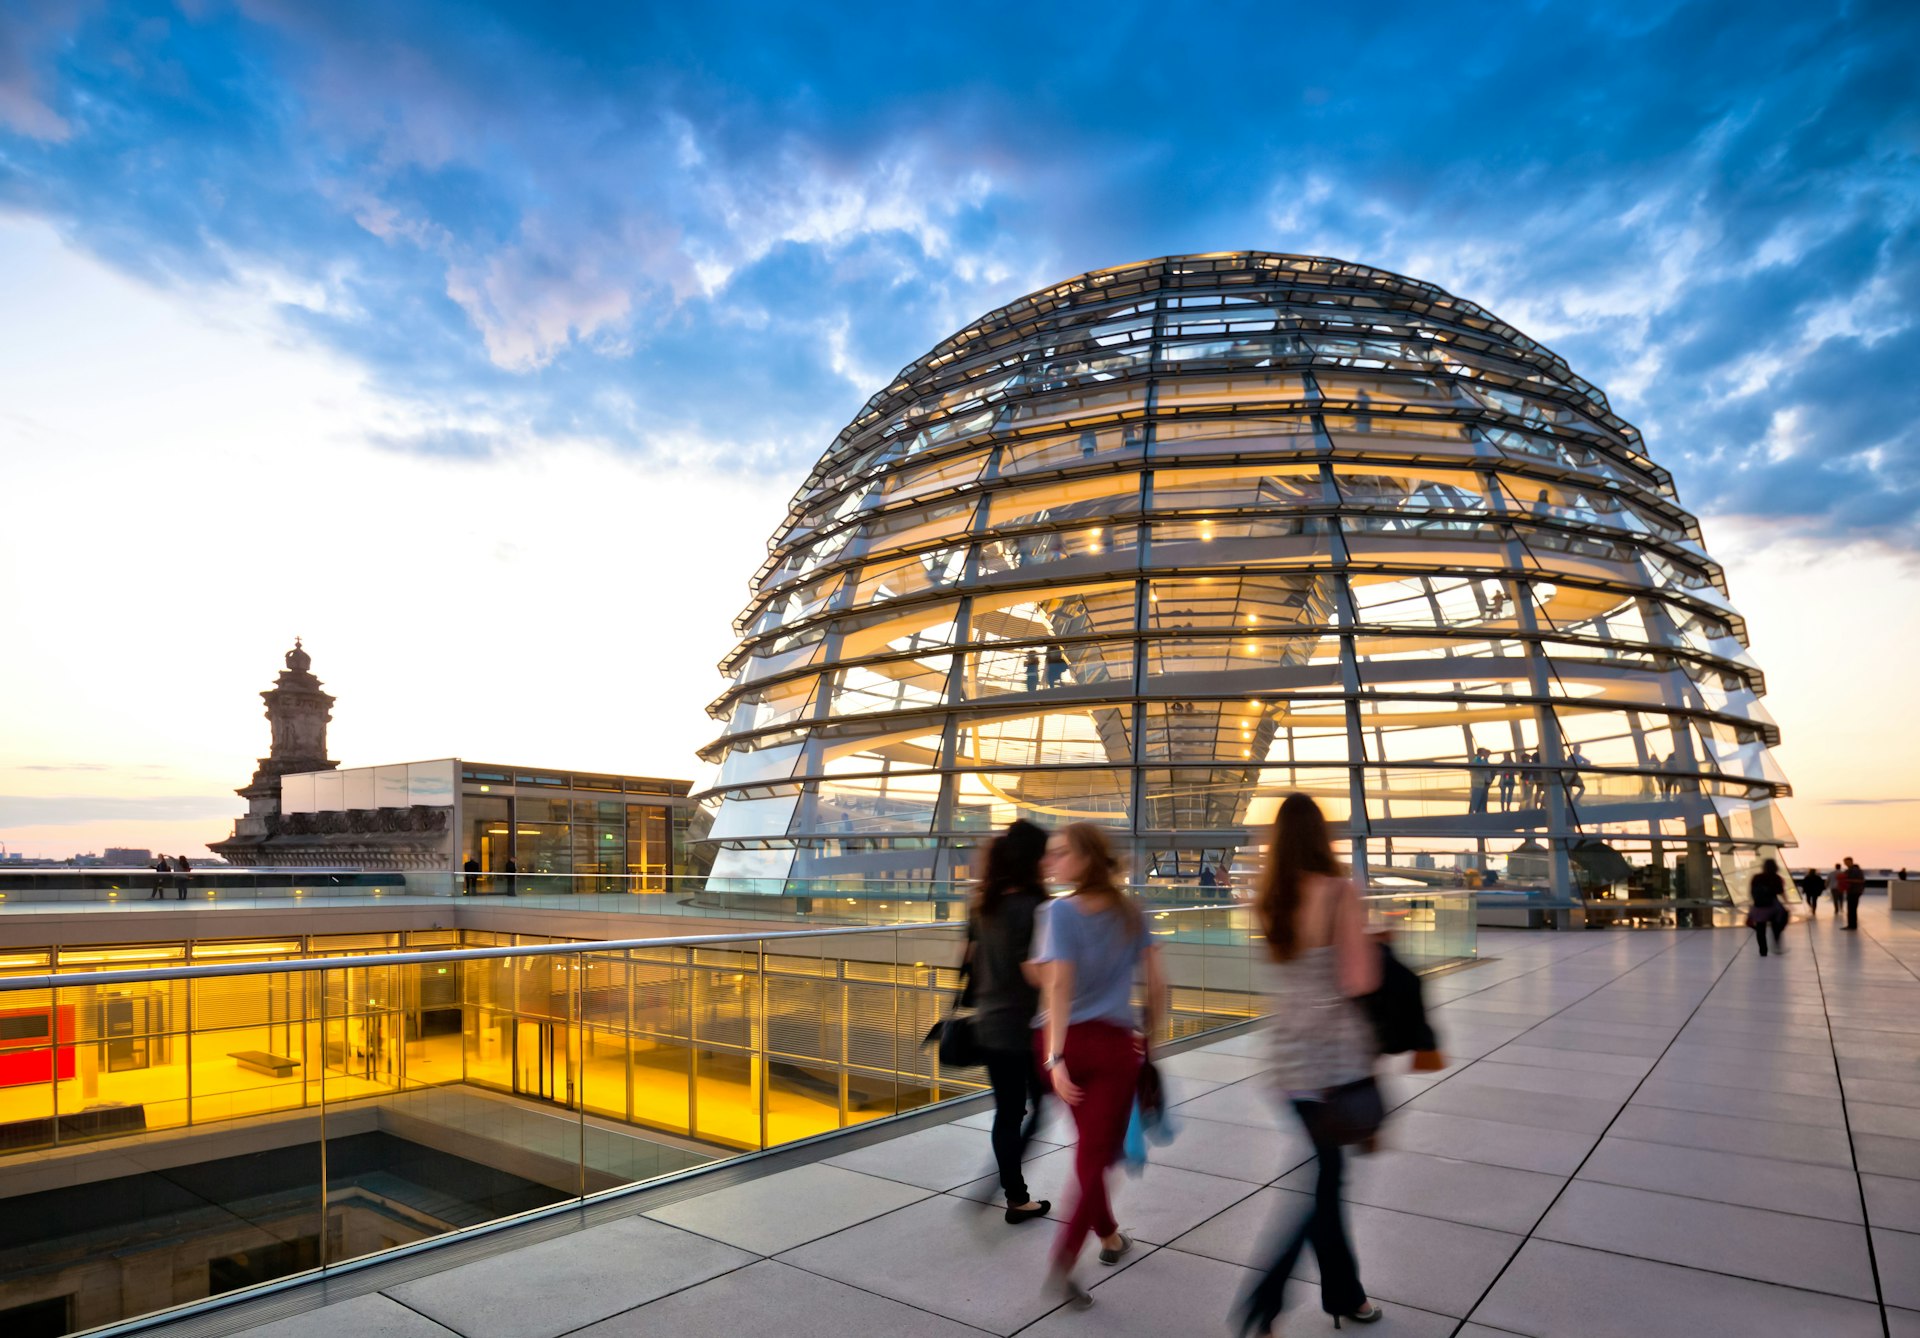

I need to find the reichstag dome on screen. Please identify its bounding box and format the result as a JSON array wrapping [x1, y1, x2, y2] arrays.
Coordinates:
[[695, 253, 1792, 910]]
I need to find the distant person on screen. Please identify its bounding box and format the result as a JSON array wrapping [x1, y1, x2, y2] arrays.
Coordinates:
[[463, 855, 480, 896], [1200, 864, 1217, 890], [1901, 867, 1910, 882], [1497, 752, 1517, 812], [173, 854, 192, 900], [1660, 751, 1682, 799], [1564, 746, 1589, 799], [1799, 866, 1826, 918], [1078, 429, 1098, 458], [1238, 794, 1384, 1335], [504, 858, 518, 897], [1025, 649, 1040, 693], [1045, 645, 1069, 688], [149, 854, 169, 900], [1467, 747, 1493, 814], [1532, 487, 1552, 517], [1841, 857, 1865, 930], [1032, 823, 1166, 1309], [1524, 750, 1544, 808], [965, 820, 1051, 1226], [1747, 859, 1788, 957]]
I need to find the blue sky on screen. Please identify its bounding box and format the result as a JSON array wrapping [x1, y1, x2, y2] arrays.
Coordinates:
[[4, 0, 1917, 535], [1, 0, 1917, 863]]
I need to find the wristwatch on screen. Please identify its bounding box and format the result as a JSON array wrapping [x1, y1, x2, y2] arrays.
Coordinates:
[[1043, 1053, 1064, 1071]]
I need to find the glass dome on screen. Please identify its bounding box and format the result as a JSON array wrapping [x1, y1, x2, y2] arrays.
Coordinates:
[[695, 252, 1792, 910]]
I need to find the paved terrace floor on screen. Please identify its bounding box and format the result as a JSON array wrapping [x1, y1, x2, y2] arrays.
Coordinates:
[[157, 904, 1920, 1338]]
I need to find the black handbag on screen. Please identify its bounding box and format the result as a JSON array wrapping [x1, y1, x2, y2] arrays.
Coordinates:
[[1301, 1076, 1386, 1148], [922, 958, 983, 1068], [1136, 1056, 1165, 1122]]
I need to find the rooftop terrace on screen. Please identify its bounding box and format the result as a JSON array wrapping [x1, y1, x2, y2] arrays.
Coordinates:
[[122, 902, 1920, 1338]]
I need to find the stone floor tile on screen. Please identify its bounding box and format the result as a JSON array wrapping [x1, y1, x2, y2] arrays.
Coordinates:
[[1447, 1058, 1642, 1102], [568, 1259, 983, 1338], [1168, 1078, 1289, 1130], [1483, 1043, 1656, 1078], [1470, 1238, 1885, 1338], [1889, 1307, 1920, 1338], [1534, 1181, 1876, 1300], [1875, 1226, 1920, 1311], [384, 1215, 755, 1338], [1143, 1113, 1314, 1183], [775, 1194, 1150, 1336], [1628, 1075, 1842, 1127], [1841, 1075, 1920, 1109], [1864, 1173, 1920, 1232], [1277, 1147, 1563, 1234], [1845, 1100, 1920, 1140], [1501, 1025, 1673, 1058], [239, 1295, 459, 1338], [1648, 1055, 1840, 1098], [1153, 1048, 1273, 1084], [1856, 1133, 1920, 1180], [1381, 1108, 1597, 1175], [1173, 1187, 1523, 1317], [950, 1145, 1260, 1245], [1402, 1077, 1620, 1134], [1578, 1136, 1864, 1222], [1606, 1103, 1856, 1167], [826, 1122, 1034, 1191], [644, 1162, 930, 1255], [1015, 1246, 1256, 1337]]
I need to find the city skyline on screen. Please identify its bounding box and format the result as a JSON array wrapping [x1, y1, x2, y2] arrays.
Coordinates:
[[2, 2, 1916, 867]]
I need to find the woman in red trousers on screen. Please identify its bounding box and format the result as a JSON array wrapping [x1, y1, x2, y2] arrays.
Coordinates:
[[1033, 823, 1167, 1309]]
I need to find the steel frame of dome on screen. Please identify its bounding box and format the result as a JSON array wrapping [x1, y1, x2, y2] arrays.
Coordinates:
[[694, 252, 1793, 908]]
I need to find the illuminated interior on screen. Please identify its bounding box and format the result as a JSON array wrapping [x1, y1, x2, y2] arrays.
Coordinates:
[[697, 253, 1792, 911]]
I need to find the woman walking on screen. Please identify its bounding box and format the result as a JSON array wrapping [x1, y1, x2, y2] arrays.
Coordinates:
[[1748, 858, 1788, 956], [1239, 794, 1384, 1335], [966, 820, 1052, 1225], [1033, 823, 1166, 1308]]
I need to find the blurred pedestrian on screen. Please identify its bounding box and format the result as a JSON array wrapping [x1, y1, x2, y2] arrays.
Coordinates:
[[173, 853, 192, 900], [1841, 857, 1865, 930], [1033, 823, 1166, 1309], [1497, 752, 1517, 812], [1238, 794, 1385, 1335], [1747, 859, 1788, 957], [1799, 866, 1825, 918], [966, 820, 1052, 1225], [149, 854, 169, 900]]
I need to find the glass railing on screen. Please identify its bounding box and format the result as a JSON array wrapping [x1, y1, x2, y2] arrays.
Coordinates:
[[0, 896, 1472, 1335]]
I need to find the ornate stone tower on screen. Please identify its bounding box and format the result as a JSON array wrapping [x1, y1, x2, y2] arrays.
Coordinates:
[[212, 640, 339, 859]]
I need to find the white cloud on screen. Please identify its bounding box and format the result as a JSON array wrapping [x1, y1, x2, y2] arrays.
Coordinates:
[[0, 216, 788, 857]]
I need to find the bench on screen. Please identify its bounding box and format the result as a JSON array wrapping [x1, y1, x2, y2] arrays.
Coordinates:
[[229, 1050, 300, 1078]]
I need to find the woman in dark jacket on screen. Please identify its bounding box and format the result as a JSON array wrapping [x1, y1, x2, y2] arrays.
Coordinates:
[[966, 819, 1052, 1224], [1749, 859, 1788, 957]]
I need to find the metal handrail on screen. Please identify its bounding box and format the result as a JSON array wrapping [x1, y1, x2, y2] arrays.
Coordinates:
[[0, 900, 1251, 992]]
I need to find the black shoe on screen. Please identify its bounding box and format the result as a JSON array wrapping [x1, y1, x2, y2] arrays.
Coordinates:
[[1005, 1200, 1050, 1224]]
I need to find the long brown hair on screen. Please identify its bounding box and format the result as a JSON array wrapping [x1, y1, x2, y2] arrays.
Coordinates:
[[1060, 822, 1144, 938], [1257, 793, 1343, 961], [973, 819, 1048, 917]]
